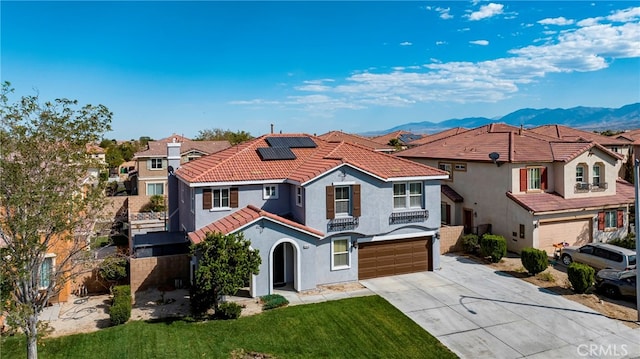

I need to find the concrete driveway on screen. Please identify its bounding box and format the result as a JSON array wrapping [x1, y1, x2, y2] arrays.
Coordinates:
[[361, 254, 640, 359]]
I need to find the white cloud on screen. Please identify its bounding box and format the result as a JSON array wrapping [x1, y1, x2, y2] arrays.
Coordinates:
[[400, 41, 412, 46], [435, 40, 447, 45], [468, 3, 504, 21], [436, 7, 453, 20], [470, 40, 489, 46], [538, 17, 575, 26]]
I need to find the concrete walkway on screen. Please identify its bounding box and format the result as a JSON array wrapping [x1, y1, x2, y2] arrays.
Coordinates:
[[362, 254, 640, 359]]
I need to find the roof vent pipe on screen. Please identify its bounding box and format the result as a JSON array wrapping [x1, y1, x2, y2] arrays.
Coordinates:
[[270, 124, 274, 134], [519, 124, 523, 136]]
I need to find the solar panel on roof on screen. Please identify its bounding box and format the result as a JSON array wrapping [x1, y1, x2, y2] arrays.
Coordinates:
[[257, 147, 297, 160], [266, 137, 317, 148]]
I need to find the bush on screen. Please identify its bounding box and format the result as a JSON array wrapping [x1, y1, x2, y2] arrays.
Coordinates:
[[216, 302, 243, 320], [99, 256, 128, 282], [140, 194, 166, 212], [479, 234, 507, 263], [110, 285, 131, 326], [567, 262, 594, 294], [260, 294, 289, 310], [461, 234, 480, 254], [520, 248, 549, 275], [608, 235, 635, 250]]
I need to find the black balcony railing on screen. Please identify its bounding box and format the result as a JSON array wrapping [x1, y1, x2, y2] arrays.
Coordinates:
[[591, 182, 607, 191], [327, 217, 359, 232], [389, 210, 429, 225], [575, 182, 590, 192]]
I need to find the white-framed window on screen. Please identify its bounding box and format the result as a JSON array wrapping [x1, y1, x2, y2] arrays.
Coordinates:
[[213, 188, 230, 208], [576, 165, 585, 183], [331, 237, 350, 270], [296, 186, 303, 207], [528, 168, 541, 190], [39, 255, 55, 289], [393, 182, 423, 210], [592, 164, 601, 186], [335, 186, 351, 216], [190, 188, 195, 213], [150, 158, 163, 170], [604, 210, 616, 228], [263, 185, 278, 200], [438, 162, 452, 180], [147, 182, 164, 196]]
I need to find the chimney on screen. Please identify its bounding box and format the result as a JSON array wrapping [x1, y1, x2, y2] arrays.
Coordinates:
[[270, 124, 274, 134], [519, 124, 523, 136]]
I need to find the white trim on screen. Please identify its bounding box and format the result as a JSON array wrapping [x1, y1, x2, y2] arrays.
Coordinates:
[[146, 181, 165, 196], [332, 181, 356, 186], [39, 254, 56, 290], [137, 176, 168, 181], [185, 179, 287, 188], [295, 186, 303, 207], [268, 239, 301, 295], [331, 236, 351, 270], [371, 230, 437, 242], [387, 175, 449, 181], [223, 216, 324, 239], [263, 184, 279, 200]]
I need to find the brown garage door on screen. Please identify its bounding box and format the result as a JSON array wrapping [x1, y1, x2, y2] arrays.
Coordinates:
[[358, 237, 431, 280], [538, 219, 592, 256]]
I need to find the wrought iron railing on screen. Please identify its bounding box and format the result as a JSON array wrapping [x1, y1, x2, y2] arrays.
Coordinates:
[[327, 217, 359, 232], [591, 182, 607, 191], [574, 182, 590, 192], [389, 210, 429, 225]]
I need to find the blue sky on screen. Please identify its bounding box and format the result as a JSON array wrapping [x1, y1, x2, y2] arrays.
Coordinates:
[[2, 1, 639, 140]]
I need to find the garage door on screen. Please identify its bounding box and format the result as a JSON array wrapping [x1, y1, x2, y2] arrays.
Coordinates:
[[538, 219, 592, 255], [358, 237, 431, 280]]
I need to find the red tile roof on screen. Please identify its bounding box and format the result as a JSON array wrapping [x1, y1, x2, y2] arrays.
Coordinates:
[[442, 185, 463, 202], [370, 130, 419, 145], [134, 139, 231, 158], [507, 180, 635, 214], [529, 125, 630, 146], [318, 130, 395, 151], [409, 127, 467, 145], [176, 133, 447, 185], [188, 205, 324, 244], [397, 124, 622, 163]]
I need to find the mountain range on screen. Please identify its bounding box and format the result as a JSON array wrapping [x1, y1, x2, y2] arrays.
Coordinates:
[[366, 103, 640, 135]]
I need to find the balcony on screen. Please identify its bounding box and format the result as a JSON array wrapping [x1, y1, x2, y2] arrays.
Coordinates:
[[327, 217, 359, 232], [591, 182, 607, 191], [389, 210, 429, 225], [573, 182, 608, 193], [574, 182, 590, 193]]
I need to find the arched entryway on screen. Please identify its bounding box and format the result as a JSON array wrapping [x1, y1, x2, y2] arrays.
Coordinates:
[[269, 239, 301, 294]]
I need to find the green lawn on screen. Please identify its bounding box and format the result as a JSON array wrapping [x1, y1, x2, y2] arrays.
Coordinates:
[[1, 296, 456, 359]]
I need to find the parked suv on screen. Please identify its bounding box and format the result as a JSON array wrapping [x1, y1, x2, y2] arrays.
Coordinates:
[[560, 243, 636, 271]]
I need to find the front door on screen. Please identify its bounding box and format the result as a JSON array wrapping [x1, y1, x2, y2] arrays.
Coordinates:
[[463, 208, 474, 234], [273, 243, 285, 287]]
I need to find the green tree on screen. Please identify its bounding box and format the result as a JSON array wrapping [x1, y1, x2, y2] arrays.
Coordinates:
[[190, 232, 261, 317], [105, 146, 125, 169], [0, 82, 112, 359], [195, 128, 253, 145]]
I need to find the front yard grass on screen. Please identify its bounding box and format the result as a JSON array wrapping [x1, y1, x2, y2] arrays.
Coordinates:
[[1, 295, 456, 359]]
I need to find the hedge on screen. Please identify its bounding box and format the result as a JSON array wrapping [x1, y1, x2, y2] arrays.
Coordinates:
[[461, 234, 480, 254], [110, 285, 131, 326], [216, 302, 243, 320], [567, 262, 594, 294], [520, 248, 549, 275], [479, 234, 507, 263]]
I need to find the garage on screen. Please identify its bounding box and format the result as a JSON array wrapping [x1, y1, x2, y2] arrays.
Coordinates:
[[358, 237, 432, 280], [538, 219, 592, 255]]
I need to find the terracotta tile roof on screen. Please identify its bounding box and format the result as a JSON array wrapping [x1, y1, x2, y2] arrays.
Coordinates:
[[507, 180, 635, 214], [442, 185, 463, 202], [409, 127, 467, 145], [616, 129, 640, 143], [86, 143, 105, 154], [176, 133, 448, 185], [370, 130, 423, 145], [529, 125, 630, 146], [318, 130, 395, 151], [188, 205, 324, 244], [397, 124, 622, 163], [134, 139, 231, 158]]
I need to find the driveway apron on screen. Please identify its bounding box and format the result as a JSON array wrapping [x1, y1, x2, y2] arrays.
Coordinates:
[[361, 254, 640, 359]]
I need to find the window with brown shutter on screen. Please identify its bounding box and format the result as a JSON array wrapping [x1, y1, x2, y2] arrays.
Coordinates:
[[519, 168, 527, 192], [617, 210, 624, 228], [202, 188, 212, 209], [598, 211, 605, 231], [326, 185, 335, 219], [352, 184, 361, 217], [230, 188, 239, 208], [541, 167, 548, 190]]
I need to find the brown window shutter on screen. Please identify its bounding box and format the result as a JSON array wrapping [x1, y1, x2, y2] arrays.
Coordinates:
[[445, 204, 451, 225], [541, 167, 548, 190], [352, 184, 361, 217], [519, 168, 527, 191], [617, 210, 624, 228], [597, 211, 605, 231], [202, 188, 212, 209], [230, 188, 239, 208], [326, 186, 335, 219]]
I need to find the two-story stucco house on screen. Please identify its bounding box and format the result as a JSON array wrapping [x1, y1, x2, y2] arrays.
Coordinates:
[[170, 134, 447, 297], [397, 124, 635, 255], [130, 134, 230, 196]]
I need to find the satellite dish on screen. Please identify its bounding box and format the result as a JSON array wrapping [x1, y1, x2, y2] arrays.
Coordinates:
[[488, 152, 500, 161], [167, 165, 174, 176]]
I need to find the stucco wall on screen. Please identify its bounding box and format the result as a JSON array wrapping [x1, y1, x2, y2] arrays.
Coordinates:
[[130, 254, 190, 299], [561, 149, 619, 199]]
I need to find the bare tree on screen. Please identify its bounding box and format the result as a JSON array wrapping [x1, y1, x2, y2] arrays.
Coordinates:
[[0, 82, 112, 359]]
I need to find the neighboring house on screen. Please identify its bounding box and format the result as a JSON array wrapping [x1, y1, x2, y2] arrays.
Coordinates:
[[616, 129, 640, 164], [529, 125, 632, 177], [130, 134, 230, 196], [318, 130, 396, 153], [397, 124, 634, 256], [408, 127, 467, 146], [170, 134, 447, 297], [370, 130, 423, 149]]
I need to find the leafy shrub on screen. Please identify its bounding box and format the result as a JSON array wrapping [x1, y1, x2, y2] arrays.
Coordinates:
[[99, 256, 128, 282], [216, 302, 243, 320], [140, 194, 166, 212], [537, 271, 555, 282], [110, 285, 131, 326], [520, 248, 549, 275], [479, 234, 507, 263], [608, 235, 635, 250], [567, 262, 594, 294], [260, 294, 289, 310], [461, 234, 480, 254]]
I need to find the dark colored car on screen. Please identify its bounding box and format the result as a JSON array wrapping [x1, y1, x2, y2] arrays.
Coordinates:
[[595, 268, 637, 299]]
